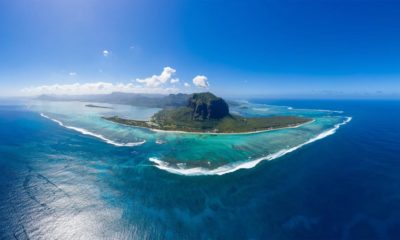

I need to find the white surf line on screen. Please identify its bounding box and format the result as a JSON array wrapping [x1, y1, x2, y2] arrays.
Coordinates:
[[288, 107, 344, 114], [240, 103, 342, 113], [40, 113, 145, 147], [149, 117, 352, 176], [252, 107, 270, 111]]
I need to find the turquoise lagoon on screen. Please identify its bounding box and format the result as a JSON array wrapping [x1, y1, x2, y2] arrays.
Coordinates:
[[28, 100, 351, 176]]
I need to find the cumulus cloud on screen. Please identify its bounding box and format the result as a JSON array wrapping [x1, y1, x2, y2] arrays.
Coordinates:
[[171, 78, 180, 84], [136, 67, 176, 87], [19, 67, 210, 96], [192, 75, 209, 88], [103, 50, 110, 57], [20, 82, 179, 96]]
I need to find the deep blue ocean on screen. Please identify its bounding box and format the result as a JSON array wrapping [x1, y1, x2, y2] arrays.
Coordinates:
[[0, 99, 399, 239]]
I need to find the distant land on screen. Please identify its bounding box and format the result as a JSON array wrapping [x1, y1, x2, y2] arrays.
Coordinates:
[[103, 92, 312, 134], [38, 92, 190, 108]]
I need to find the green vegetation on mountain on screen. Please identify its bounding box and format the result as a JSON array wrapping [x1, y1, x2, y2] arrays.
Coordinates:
[[187, 92, 229, 120], [103, 92, 312, 134]]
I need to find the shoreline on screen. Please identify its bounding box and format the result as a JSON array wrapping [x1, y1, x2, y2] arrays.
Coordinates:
[[149, 116, 352, 176], [104, 117, 316, 135]]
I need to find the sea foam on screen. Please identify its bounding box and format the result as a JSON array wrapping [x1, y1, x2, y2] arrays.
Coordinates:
[[289, 107, 344, 114], [149, 117, 352, 176], [253, 107, 270, 112], [40, 113, 145, 147]]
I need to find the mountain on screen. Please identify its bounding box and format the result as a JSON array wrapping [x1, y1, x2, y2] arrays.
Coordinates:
[[152, 92, 230, 124], [187, 92, 230, 120]]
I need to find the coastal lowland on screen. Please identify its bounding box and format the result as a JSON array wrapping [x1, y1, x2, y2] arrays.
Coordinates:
[[103, 92, 312, 134]]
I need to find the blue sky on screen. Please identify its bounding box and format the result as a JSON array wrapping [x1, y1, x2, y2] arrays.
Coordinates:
[[1, 0, 400, 98]]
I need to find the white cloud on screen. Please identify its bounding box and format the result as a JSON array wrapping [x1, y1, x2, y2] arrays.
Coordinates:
[[192, 75, 209, 88], [136, 67, 176, 87], [103, 50, 110, 57], [171, 78, 180, 84], [20, 82, 179, 96], [19, 67, 210, 96]]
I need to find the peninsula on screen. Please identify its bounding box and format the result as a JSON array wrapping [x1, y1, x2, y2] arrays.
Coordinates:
[[103, 92, 312, 134]]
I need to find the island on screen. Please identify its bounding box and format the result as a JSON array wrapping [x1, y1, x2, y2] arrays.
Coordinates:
[[102, 92, 312, 134], [85, 104, 114, 109]]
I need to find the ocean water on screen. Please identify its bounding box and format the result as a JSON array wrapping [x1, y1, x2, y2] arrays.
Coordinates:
[[0, 99, 399, 239]]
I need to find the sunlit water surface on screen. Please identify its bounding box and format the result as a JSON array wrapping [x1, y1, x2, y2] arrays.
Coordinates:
[[1, 99, 399, 239]]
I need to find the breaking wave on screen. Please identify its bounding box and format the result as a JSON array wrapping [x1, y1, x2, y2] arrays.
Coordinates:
[[40, 113, 145, 147], [149, 117, 352, 176], [253, 107, 269, 112], [289, 107, 344, 114]]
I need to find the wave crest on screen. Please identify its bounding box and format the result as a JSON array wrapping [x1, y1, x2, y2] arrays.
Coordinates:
[[40, 113, 145, 147], [149, 117, 352, 176]]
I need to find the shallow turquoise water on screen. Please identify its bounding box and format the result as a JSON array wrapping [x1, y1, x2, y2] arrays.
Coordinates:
[[28, 100, 349, 175]]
